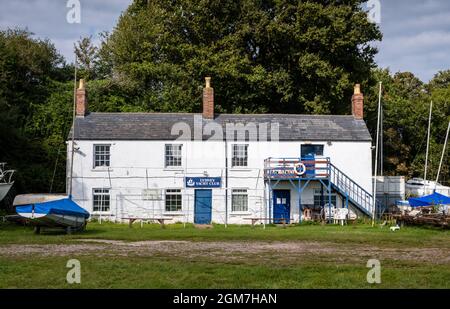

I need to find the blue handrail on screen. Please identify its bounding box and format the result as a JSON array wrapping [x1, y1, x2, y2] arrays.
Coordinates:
[[264, 157, 385, 218]]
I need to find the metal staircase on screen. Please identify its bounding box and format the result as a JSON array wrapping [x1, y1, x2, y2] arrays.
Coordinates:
[[264, 157, 385, 219], [329, 163, 384, 218]]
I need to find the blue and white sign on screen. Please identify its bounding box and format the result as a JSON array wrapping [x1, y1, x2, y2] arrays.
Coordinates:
[[185, 177, 222, 188]]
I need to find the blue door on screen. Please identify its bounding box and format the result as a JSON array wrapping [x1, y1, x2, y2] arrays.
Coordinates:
[[194, 189, 212, 224], [273, 190, 291, 224]]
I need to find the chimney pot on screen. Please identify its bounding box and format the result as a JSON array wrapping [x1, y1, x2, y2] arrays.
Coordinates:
[[79, 79, 85, 89], [351, 84, 364, 120], [76, 79, 88, 117], [202, 77, 214, 119]]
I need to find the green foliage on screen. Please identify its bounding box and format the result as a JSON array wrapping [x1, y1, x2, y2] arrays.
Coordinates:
[[0, 29, 69, 194], [101, 0, 382, 114], [364, 69, 450, 183], [74, 36, 99, 80], [0, 1, 449, 198]]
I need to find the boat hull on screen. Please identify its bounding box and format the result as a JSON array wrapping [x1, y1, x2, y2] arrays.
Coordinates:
[[406, 178, 450, 197], [0, 183, 12, 202], [16, 212, 87, 228], [14, 194, 90, 230]]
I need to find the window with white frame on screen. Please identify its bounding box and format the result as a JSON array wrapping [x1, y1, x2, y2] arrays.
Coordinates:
[[232, 189, 248, 212], [93, 188, 110, 212], [232, 144, 248, 167], [93, 144, 111, 168], [165, 189, 182, 212], [313, 189, 336, 208], [165, 144, 183, 167]]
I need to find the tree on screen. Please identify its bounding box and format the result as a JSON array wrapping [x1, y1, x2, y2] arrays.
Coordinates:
[[74, 36, 99, 80], [0, 29, 69, 194], [100, 0, 382, 114], [364, 68, 450, 185], [428, 70, 450, 90]]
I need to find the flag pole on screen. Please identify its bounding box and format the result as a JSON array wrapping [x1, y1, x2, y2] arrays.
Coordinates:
[[435, 121, 450, 190], [424, 101, 433, 186], [372, 81, 382, 227], [69, 54, 77, 197]]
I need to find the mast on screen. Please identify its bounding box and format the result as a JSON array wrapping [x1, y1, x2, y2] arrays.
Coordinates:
[[372, 81, 382, 226], [435, 121, 450, 189], [380, 102, 383, 176], [424, 101, 433, 185], [68, 55, 77, 197]]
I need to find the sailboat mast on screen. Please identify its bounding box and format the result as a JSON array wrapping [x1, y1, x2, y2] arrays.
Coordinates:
[[372, 81, 382, 226], [435, 121, 450, 188], [380, 101, 383, 176], [424, 101, 433, 184], [68, 55, 77, 197]]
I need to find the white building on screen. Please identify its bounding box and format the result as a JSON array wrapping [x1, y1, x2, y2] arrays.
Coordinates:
[[68, 78, 377, 224]]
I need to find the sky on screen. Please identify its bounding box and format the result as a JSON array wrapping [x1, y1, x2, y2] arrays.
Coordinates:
[[0, 0, 449, 82]]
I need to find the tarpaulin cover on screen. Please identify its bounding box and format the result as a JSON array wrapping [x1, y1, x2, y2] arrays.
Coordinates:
[[408, 192, 450, 207], [16, 197, 90, 219]]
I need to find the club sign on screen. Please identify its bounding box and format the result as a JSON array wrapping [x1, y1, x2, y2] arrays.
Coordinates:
[[185, 177, 222, 188]]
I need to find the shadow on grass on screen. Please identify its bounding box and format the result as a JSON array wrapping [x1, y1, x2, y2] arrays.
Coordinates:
[[0, 221, 107, 236]]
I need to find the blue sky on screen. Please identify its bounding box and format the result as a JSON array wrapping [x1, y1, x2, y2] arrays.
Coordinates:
[[0, 0, 449, 82]]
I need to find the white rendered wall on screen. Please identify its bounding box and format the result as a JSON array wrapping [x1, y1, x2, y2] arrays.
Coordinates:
[[68, 139, 372, 224]]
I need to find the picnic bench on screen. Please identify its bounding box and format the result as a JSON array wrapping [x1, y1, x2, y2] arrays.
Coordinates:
[[122, 217, 172, 228]]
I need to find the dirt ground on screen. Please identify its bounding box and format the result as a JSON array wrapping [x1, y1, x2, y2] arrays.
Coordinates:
[[1, 239, 449, 264]]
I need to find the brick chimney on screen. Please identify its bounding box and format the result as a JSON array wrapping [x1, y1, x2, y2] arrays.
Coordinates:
[[202, 77, 214, 119], [351, 84, 364, 120], [76, 79, 88, 117]]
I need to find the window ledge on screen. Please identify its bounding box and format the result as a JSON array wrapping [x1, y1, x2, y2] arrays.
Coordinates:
[[163, 212, 184, 216], [230, 168, 252, 171], [163, 168, 184, 172], [91, 168, 112, 172], [230, 212, 252, 216]]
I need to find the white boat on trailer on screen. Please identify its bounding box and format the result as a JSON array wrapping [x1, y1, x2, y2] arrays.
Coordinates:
[[0, 163, 15, 202], [406, 178, 450, 197], [13, 194, 90, 234]]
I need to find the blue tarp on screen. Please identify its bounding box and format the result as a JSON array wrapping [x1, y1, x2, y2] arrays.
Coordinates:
[[16, 198, 90, 219], [408, 192, 450, 207]]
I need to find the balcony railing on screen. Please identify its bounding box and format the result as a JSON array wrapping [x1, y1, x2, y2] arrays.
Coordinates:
[[264, 157, 384, 218]]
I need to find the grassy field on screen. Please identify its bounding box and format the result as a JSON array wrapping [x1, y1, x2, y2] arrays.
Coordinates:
[[0, 222, 449, 288]]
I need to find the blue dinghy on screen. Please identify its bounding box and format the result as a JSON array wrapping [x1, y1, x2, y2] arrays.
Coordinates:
[[14, 194, 89, 233]]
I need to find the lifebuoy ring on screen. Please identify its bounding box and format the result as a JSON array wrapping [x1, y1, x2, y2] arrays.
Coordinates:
[[294, 162, 306, 176], [303, 208, 312, 221]]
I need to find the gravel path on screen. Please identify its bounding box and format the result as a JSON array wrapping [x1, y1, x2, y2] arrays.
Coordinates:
[[1, 239, 449, 264]]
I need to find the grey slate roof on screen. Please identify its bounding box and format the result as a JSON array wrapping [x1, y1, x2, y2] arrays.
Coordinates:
[[71, 112, 372, 142]]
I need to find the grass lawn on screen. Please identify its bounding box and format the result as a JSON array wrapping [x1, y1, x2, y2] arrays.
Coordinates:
[[0, 222, 449, 288]]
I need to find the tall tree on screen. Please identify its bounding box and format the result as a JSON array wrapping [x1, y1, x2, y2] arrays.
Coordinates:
[[74, 36, 99, 80], [365, 68, 450, 185], [0, 29, 69, 194], [100, 0, 382, 114]]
